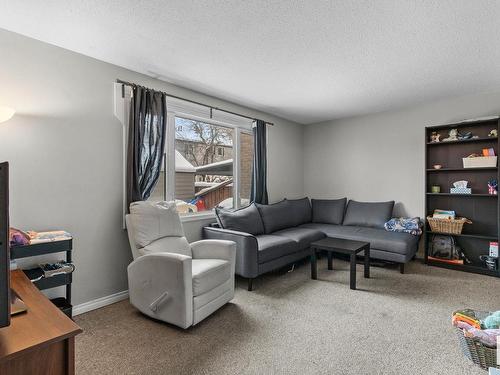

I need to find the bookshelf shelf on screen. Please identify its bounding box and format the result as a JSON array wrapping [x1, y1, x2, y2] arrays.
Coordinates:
[[426, 231, 498, 241], [426, 193, 497, 197], [425, 118, 500, 278], [426, 136, 497, 146], [426, 167, 497, 172]]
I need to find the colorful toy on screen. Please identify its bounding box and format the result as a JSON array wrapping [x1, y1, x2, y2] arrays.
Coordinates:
[[488, 179, 498, 195], [430, 131, 441, 143], [443, 128, 459, 142]]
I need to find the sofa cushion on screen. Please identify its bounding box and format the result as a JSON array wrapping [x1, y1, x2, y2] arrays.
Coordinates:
[[215, 204, 264, 235], [273, 227, 326, 249], [255, 235, 299, 263], [311, 198, 347, 225], [287, 197, 312, 226], [256, 200, 295, 234], [342, 200, 394, 229], [299, 223, 418, 255], [192, 259, 231, 297]]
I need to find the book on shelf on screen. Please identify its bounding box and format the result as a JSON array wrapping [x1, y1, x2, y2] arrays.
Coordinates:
[[428, 256, 464, 265], [432, 209, 456, 220]]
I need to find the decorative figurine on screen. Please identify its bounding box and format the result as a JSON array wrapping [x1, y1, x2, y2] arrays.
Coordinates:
[[488, 179, 498, 195], [443, 128, 459, 142], [457, 131, 472, 140], [489, 129, 498, 137], [430, 132, 441, 143]]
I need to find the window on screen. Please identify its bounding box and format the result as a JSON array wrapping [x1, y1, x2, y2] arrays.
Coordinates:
[[149, 115, 253, 215]]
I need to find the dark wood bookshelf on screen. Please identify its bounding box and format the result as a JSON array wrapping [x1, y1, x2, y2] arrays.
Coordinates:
[[425, 118, 500, 278]]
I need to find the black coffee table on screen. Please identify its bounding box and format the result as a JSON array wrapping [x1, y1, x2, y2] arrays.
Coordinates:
[[310, 237, 370, 290]]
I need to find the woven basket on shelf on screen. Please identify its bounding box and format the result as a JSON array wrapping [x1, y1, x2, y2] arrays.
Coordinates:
[[426, 216, 472, 234], [456, 328, 498, 370]]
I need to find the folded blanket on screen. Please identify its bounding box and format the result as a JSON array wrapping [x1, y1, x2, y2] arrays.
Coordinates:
[[384, 217, 422, 236]]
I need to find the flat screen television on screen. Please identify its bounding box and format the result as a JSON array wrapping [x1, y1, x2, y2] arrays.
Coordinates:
[[0, 161, 10, 327]]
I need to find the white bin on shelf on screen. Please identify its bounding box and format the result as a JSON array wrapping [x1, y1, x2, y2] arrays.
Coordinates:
[[462, 156, 497, 168]]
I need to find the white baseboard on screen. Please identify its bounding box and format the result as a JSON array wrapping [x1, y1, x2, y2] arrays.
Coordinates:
[[73, 290, 129, 316]]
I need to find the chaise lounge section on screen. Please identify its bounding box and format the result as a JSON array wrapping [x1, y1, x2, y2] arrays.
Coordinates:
[[203, 197, 420, 290]]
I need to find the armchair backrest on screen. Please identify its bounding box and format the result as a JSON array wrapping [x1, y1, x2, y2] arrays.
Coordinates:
[[126, 201, 191, 259]]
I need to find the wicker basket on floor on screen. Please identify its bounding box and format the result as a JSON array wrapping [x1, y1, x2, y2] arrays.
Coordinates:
[[456, 328, 498, 370], [426, 216, 472, 234]]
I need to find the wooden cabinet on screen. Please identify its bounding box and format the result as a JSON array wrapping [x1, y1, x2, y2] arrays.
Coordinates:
[[424, 118, 500, 277], [0, 270, 82, 374]]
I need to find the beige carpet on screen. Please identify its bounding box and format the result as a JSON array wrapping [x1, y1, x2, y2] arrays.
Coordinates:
[[75, 258, 499, 375]]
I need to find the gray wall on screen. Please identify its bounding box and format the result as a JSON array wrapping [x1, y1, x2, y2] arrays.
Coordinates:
[[304, 91, 500, 217], [0, 29, 304, 306]]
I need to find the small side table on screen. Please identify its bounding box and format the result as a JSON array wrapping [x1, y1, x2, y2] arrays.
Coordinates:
[[311, 237, 370, 290], [11, 239, 73, 317]]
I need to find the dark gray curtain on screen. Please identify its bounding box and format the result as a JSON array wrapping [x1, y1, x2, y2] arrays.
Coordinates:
[[250, 119, 268, 204], [126, 85, 167, 208]]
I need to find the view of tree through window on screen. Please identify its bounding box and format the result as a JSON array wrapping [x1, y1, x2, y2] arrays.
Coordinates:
[[174, 117, 234, 213], [148, 116, 253, 214]]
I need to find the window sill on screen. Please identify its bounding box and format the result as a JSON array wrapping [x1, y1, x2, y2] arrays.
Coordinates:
[[180, 211, 216, 223]]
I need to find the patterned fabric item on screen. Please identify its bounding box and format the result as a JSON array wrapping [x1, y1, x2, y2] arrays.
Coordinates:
[[9, 228, 30, 247], [384, 217, 422, 236]]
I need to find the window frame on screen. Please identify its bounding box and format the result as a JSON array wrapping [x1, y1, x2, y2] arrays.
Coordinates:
[[164, 98, 254, 218]]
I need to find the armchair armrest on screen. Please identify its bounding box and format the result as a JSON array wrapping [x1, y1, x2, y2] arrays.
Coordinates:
[[127, 252, 193, 329], [191, 239, 236, 261], [203, 227, 259, 278], [191, 239, 236, 277]]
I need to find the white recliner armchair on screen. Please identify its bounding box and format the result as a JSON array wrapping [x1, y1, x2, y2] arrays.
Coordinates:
[[126, 201, 236, 329]]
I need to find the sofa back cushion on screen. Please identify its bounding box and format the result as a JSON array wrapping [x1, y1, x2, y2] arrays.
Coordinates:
[[215, 204, 265, 235], [256, 199, 295, 234], [342, 200, 395, 229], [287, 197, 312, 226], [311, 198, 347, 225]]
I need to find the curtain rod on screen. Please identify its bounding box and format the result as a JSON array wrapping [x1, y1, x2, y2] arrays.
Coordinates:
[[116, 79, 274, 126]]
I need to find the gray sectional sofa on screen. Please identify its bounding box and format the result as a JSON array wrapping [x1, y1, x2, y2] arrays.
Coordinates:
[[203, 197, 420, 290]]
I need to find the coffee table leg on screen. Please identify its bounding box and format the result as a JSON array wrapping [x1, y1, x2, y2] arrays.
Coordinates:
[[311, 249, 317, 280], [327, 251, 333, 270], [350, 253, 356, 290], [364, 245, 370, 279]]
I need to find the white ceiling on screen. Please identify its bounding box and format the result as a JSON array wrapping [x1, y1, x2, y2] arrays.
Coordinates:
[[1, 1, 500, 124]]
